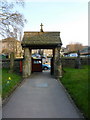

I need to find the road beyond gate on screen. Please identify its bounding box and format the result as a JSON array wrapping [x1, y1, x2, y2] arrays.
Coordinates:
[[3, 71, 83, 118]]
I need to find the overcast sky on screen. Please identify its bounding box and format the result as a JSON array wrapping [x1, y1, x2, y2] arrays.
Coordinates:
[[16, 0, 89, 47]]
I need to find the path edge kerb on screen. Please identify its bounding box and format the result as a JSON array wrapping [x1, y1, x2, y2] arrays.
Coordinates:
[[58, 78, 84, 119]]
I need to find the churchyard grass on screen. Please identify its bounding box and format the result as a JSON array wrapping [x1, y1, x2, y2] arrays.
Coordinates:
[[60, 65, 89, 118], [2, 68, 22, 99], [0, 68, 2, 95]]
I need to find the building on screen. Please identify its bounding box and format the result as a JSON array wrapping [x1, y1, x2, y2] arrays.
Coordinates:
[[62, 45, 89, 57], [21, 29, 62, 78], [1, 37, 23, 58], [32, 49, 52, 57], [80, 46, 90, 56]]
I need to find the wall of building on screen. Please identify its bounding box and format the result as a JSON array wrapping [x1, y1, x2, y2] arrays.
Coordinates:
[[1, 37, 23, 58], [32, 49, 53, 57]]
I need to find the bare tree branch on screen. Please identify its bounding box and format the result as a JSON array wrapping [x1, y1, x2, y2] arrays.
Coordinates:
[[0, 0, 26, 39], [67, 42, 83, 52]]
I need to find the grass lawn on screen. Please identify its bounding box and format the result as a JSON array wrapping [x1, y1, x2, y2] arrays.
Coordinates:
[[0, 68, 2, 95], [60, 65, 89, 118], [2, 68, 22, 99]]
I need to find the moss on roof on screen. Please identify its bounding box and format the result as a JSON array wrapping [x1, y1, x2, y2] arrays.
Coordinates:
[[22, 32, 62, 47]]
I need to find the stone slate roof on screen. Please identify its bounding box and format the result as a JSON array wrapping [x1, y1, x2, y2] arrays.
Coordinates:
[[22, 32, 62, 47]]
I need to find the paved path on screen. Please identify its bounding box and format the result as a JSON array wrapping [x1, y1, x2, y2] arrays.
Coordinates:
[[3, 71, 83, 118]]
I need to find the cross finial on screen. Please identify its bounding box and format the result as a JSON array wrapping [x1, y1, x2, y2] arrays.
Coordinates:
[[40, 23, 43, 32]]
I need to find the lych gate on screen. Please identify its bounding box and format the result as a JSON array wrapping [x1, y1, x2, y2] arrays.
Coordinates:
[[21, 24, 62, 79]]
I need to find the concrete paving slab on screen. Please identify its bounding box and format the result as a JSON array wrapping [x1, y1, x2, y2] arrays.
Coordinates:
[[3, 71, 83, 118]]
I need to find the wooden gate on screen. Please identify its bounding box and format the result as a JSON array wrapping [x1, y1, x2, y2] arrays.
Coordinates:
[[32, 58, 42, 72]]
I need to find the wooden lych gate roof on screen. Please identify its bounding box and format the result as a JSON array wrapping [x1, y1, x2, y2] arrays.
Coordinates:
[[22, 31, 62, 49]]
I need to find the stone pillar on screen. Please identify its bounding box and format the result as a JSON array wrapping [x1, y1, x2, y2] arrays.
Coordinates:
[[54, 46, 62, 79], [23, 48, 31, 78]]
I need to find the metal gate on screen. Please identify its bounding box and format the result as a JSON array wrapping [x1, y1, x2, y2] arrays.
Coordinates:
[[32, 58, 42, 72]]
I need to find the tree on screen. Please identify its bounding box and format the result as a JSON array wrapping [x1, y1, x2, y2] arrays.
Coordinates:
[[66, 42, 83, 52], [0, 0, 26, 39]]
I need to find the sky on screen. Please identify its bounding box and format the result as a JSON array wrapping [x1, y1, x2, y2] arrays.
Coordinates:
[[15, 0, 89, 47]]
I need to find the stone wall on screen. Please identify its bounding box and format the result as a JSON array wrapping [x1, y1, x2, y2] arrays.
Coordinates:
[[2, 59, 23, 73], [2, 57, 90, 74], [62, 57, 90, 68]]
